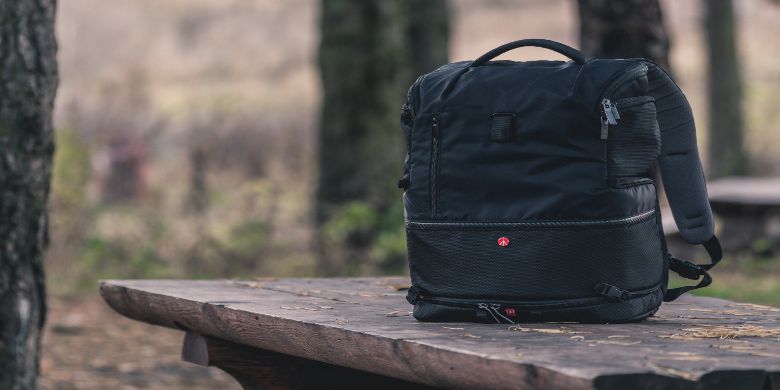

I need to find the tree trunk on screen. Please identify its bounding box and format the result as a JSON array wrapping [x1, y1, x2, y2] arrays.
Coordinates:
[[577, 0, 671, 71], [0, 0, 58, 388], [316, 0, 403, 212], [400, 0, 450, 79], [186, 146, 209, 214], [316, 0, 448, 274], [704, 0, 747, 178]]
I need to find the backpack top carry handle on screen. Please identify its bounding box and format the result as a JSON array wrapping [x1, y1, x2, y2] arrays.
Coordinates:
[[471, 39, 588, 66]]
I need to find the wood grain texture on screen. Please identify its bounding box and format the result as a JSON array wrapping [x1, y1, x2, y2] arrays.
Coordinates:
[[100, 278, 780, 390], [182, 331, 435, 389]]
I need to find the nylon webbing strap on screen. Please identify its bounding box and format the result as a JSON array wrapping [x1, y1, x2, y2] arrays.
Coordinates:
[[664, 236, 722, 301]]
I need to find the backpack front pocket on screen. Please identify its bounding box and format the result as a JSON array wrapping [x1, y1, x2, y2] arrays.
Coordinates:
[[406, 209, 664, 302]]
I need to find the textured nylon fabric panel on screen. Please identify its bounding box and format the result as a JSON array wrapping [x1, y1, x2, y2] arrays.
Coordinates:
[[608, 98, 661, 177], [407, 214, 665, 300]]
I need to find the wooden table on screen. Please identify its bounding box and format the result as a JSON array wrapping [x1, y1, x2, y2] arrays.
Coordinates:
[[100, 278, 780, 390], [707, 177, 780, 252]]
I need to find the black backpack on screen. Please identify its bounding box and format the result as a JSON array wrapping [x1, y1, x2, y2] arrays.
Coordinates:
[[399, 39, 722, 323]]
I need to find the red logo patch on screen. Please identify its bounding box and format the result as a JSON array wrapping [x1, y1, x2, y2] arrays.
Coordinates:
[[504, 307, 517, 317], [497, 237, 510, 247]]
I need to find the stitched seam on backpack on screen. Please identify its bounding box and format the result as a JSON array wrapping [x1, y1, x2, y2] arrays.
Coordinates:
[[406, 210, 655, 228]]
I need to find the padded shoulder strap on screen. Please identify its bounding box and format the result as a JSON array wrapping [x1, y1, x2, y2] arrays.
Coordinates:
[[644, 62, 723, 301], [646, 62, 714, 244]]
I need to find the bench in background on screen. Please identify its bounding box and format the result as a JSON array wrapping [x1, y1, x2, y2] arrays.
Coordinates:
[[708, 177, 780, 253]]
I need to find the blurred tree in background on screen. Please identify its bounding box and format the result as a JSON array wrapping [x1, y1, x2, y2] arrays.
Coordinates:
[[578, 0, 748, 177], [403, 0, 450, 80], [577, 0, 671, 71], [316, 0, 448, 275], [0, 0, 58, 387], [705, 0, 747, 178], [577, 0, 672, 199]]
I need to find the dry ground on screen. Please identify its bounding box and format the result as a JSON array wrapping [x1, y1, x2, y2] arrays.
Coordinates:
[[40, 294, 240, 390]]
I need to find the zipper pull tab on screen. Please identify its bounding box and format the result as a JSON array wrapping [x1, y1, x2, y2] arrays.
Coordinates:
[[432, 114, 439, 138], [490, 304, 517, 324], [610, 102, 621, 121], [478, 303, 501, 323], [602, 99, 618, 125], [600, 117, 609, 140]]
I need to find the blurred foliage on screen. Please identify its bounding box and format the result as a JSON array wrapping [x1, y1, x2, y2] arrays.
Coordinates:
[[47, 96, 316, 292], [673, 255, 780, 307], [322, 201, 407, 275], [71, 208, 169, 289], [225, 221, 270, 258], [78, 236, 168, 288], [52, 128, 91, 210]]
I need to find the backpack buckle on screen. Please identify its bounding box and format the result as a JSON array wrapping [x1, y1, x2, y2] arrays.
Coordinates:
[[594, 283, 630, 301], [668, 256, 704, 280], [397, 176, 410, 190], [406, 285, 422, 304]]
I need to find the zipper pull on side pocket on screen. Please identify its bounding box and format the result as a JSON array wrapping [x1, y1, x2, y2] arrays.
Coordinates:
[[602, 99, 619, 125], [611, 101, 621, 121], [601, 98, 619, 140]]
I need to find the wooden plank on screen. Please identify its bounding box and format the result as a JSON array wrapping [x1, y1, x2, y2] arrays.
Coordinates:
[[100, 278, 780, 390], [181, 331, 435, 389]]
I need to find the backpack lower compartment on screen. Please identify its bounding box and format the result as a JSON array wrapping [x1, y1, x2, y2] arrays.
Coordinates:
[[406, 207, 666, 323], [411, 288, 663, 323]]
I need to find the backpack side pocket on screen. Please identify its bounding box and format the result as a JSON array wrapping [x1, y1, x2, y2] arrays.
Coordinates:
[[607, 96, 660, 178]]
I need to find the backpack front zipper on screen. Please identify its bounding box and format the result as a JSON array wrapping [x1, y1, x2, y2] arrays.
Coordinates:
[[429, 113, 441, 214], [409, 283, 660, 324]]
